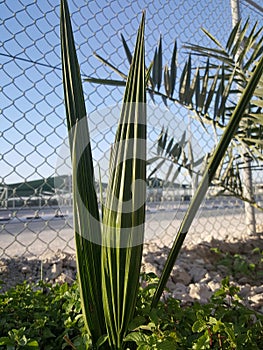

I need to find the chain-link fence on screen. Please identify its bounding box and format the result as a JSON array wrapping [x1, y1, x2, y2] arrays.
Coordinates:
[[1, 0, 263, 259]]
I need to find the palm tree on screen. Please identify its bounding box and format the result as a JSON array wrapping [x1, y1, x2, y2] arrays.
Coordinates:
[[86, 18, 263, 217]]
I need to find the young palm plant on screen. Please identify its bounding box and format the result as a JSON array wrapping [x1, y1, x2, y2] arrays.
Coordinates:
[[61, 0, 263, 346], [61, 0, 147, 348]]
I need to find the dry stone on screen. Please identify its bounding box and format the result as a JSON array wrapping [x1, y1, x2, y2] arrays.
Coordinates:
[[0, 237, 262, 314]]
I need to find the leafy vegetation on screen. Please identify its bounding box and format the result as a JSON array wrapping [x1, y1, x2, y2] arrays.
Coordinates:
[[0, 281, 84, 349], [0, 276, 263, 349], [211, 246, 263, 280]]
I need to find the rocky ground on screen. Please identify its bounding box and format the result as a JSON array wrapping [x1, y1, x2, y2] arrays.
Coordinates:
[[0, 233, 262, 313]]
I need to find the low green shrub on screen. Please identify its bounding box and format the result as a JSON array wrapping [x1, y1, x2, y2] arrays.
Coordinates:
[[0, 281, 85, 349], [211, 247, 263, 281], [0, 275, 262, 349]]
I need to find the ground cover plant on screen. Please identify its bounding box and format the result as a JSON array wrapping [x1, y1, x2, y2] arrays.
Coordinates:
[[0, 275, 263, 349], [59, 0, 263, 348]]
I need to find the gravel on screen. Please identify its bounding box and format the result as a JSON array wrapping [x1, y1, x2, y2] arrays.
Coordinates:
[[0, 234, 262, 313]]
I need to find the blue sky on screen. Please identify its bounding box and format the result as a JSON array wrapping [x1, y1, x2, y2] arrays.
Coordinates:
[[1, 0, 262, 185]]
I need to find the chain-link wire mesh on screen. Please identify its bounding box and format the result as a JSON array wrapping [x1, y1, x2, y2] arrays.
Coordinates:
[[1, 0, 263, 259]]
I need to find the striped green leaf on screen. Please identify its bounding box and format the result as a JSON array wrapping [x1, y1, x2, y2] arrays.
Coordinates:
[[60, 0, 106, 343], [101, 12, 146, 349]]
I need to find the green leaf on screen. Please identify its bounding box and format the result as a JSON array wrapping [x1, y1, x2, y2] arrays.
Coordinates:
[[195, 68, 201, 110], [193, 155, 205, 167], [170, 143, 181, 161], [188, 67, 199, 107], [0, 337, 12, 346], [157, 35, 163, 91], [147, 156, 162, 165], [244, 36, 263, 71], [121, 33, 133, 64], [218, 67, 236, 124], [152, 35, 162, 91], [187, 140, 194, 168], [146, 61, 154, 85], [152, 47, 158, 89], [101, 12, 147, 349], [7, 345, 16, 350], [84, 77, 126, 86], [238, 22, 260, 64], [60, 0, 106, 342], [157, 126, 165, 155], [201, 27, 225, 50], [95, 334, 108, 348], [192, 319, 207, 333], [165, 163, 174, 182], [93, 52, 127, 80], [179, 55, 191, 104], [213, 65, 225, 121], [26, 340, 39, 348], [170, 40, 177, 98], [203, 67, 220, 115], [226, 20, 241, 52], [200, 58, 210, 111], [162, 128, 168, 152], [192, 332, 210, 349], [123, 332, 148, 344], [171, 166, 181, 183], [179, 130, 186, 148], [128, 316, 147, 331], [164, 64, 170, 96], [166, 137, 174, 155], [230, 19, 249, 58], [148, 159, 166, 178]]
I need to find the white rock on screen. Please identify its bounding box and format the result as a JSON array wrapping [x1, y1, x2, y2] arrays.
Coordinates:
[[172, 283, 191, 302], [251, 285, 263, 295], [189, 283, 212, 303], [50, 262, 63, 279], [249, 294, 263, 305], [141, 262, 158, 276], [239, 284, 251, 297], [172, 266, 192, 285], [188, 266, 207, 283], [195, 258, 205, 265], [21, 266, 31, 274], [207, 280, 221, 292], [68, 259, 77, 269]]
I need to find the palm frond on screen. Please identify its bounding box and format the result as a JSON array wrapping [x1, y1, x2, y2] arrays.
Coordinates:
[[60, 0, 106, 342], [101, 12, 146, 349]]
